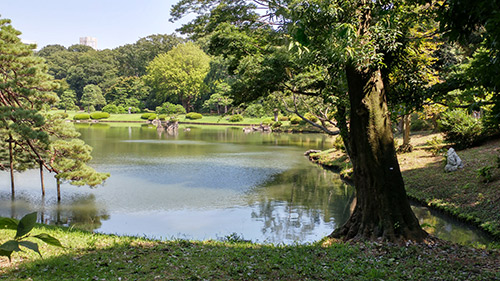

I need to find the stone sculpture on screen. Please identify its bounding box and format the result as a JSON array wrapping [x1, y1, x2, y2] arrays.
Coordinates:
[[444, 147, 463, 172]]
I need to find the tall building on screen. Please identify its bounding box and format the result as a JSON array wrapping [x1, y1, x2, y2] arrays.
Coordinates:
[[79, 36, 97, 49]]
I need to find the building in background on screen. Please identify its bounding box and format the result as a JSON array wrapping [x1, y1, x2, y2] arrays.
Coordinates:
[[79, 36, 97, 49]]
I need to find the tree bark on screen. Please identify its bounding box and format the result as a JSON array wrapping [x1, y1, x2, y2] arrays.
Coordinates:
[[56, 177, 61, 202], [8, 135, 15, 199], [399, 114, 413, 152], [39, 160, 46, 197], [330, 66, 427, 242]]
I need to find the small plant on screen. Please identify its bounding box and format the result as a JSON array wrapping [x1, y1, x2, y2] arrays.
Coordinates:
[[228, 114, 243, 122], [73, 113, 90, 120], [278, 115, 289, 121], [222, 232, 249, 243], [425, 136, 445, 156], [186, 112, 203, 120], [148, 114, 158, 121], [158, 114, 167, 121], [0, 212, 63, 261], [333, 135, 345, 151], [476, 165, 494, 183]]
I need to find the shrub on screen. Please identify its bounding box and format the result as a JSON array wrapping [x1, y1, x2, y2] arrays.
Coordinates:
[[73, 113, 90, 120], [148, 114, 157, 121], [158, 114, 167, 121], [228, 114, 243, 122], [102, 104, 119, 114], [439, 109, 484, 149], [278, 115, 289, 121], [141, 113, 155, 120], [425, 136, 445, 156], [290, 115, 302, 125], [272, 121, 282, 128], [157, 102, 186, 115], [334, 135, 345, 151], [304, 112, 318, 122], [262, 118, 273, 125], [90, 112, 110, 120], [186, 112, 203, 120], [244, 103, 265, 118]]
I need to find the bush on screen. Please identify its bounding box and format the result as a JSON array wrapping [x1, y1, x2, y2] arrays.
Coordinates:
[[228, 114, 244, 122], [334, 135, 345, 151], [244, 103, 265, 118], [290, 115, 302, 125], [262, 118, 273, 125], [304, 112, 319, 123], [278, 115, 289, 121], [73, 113, 90, 120], [148, 114, 157, 121], [186, 112, 203, 120], [141, 113, 156, 120], [158, 114, 167, 121], [272, 121, 282, 128], [90, 112, 110, 120], [156, 102, 186, 115], [439, 109, 484, 149], [102, 104, 119, 114]]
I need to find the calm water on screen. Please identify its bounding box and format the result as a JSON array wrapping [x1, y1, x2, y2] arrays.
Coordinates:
[[0, 123, 493, 245]]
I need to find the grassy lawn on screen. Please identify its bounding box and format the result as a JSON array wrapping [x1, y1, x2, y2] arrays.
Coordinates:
[[0, 225, 498, 280]]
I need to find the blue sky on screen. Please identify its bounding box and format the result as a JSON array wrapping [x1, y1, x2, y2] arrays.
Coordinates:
[[1, 0, 192, 50]]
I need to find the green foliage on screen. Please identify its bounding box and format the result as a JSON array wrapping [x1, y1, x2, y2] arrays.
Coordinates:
[[228, 114, 243, 122], [90, 112, 110, 120], [261, 118, 273, 125], [334, 135, 345, 152], [148, 114, 158, 121], [476, 166, 494, 183], [0, 212, 62, 261], [186, 112, 203, 120], [158, 114, 167, 121], [73, 113, 90, 120], [144, 42, 211, 109], [81, 84, 106, 112], [304, 113, 318, 123], [439, 110, 484, 149], [156, 102, 186, 115], [244, 103, 266, 118], [271, 121, 282, 128], [278, 116, 289, 121], [425, 136, 446, 156], [290, 115, 302, 125], [141, 113, 156, 120], [102, 104, 121, 114]]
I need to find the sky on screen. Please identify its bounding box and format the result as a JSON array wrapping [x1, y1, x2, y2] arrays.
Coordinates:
[[1, 0, 193, 50]]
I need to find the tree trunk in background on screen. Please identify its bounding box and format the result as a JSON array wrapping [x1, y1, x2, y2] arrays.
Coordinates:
[[398, 114, 413, 153], [39, 160, 46, 197], [56, 178, 61, 202], [8, 135, 15, 199], [330, 66, 427, 242]]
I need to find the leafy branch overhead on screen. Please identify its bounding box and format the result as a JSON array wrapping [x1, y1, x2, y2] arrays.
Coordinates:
[[0, 212, 63, 261]]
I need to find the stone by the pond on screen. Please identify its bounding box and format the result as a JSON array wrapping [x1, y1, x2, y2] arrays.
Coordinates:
[[445, 147, 463, 172]]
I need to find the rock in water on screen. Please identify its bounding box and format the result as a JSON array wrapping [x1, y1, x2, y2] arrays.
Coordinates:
[[444, 147, 463, 172]]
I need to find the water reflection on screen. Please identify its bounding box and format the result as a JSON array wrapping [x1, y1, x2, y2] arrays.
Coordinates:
[[0, 124, 494, 245], [0, 193, 109, 232]]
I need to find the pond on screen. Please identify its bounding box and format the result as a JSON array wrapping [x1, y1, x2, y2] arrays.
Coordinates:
[[0, 123, 493, 245]]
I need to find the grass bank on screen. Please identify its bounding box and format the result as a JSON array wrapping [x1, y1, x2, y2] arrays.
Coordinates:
[[308, 131, 500, 239], [1, 225, 499, 280]]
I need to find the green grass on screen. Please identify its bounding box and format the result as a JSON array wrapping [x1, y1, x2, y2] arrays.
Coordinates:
[[1, 225, 498, 280]]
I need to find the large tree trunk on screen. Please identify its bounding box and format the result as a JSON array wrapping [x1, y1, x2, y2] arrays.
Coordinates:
[[330, 66, 427, 242]]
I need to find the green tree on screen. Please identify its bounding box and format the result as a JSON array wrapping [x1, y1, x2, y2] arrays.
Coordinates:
[[172, 0, 432, 241], [144, 42, 211, 111], [81, 84, 106, 112], [105, 76, 150, 108], [114, 34, 185, 77], [59, 90, 78, 112]]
